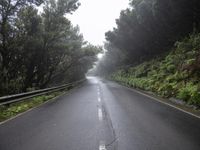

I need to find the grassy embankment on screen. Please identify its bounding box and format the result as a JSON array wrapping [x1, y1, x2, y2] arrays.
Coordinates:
[[0, 90, 67, 122], [111, 34, 200, 108]]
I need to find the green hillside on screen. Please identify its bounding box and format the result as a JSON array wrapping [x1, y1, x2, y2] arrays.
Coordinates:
[[111, 34, 200, 107]]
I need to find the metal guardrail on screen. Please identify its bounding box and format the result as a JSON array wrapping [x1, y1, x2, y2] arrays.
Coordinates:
[[0, 79, 85, 106]]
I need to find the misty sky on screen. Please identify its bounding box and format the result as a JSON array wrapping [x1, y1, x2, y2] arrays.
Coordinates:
[[68, 0, 129, 45]]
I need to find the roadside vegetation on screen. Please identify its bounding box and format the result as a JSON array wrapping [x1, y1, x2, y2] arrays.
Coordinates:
[[95, 0, 200, 108], [0, 0, 101, 121], [0, 90, 65, 122], [111, 34, 200, 107], [0, 0, 102, 96]]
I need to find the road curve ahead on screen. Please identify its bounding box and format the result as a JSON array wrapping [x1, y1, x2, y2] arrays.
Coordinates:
[[0, 76, 200, 150]]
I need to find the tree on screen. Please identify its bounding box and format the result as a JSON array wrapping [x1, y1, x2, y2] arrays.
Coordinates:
[[97, 0, 200, 76], [0, 0, 44, 94], [0, 0, 100, 96]]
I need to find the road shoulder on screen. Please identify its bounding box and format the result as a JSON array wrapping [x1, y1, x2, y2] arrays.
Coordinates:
[[107, 79, 200, 119]]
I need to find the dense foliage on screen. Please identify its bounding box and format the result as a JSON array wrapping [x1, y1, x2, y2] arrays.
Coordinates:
[[96, 0, 200, 74], [0, 0, 101, 96], [111, 34, 200, 107], [95, 0, 200, 107]]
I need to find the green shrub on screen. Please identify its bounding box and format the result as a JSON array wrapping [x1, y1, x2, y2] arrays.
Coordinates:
[[0, 91, 63, 122], [185, 58, 195, 65], [177, 83, 200, 106], [166, 64, 176, 72], [110, 34, 200, 108], [177, 86, 191, 102]]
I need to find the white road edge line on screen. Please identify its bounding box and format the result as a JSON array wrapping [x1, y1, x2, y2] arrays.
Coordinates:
[[0, 96, 59, 125], [123, 85, 200, 119], [0, 89, 73, 125]]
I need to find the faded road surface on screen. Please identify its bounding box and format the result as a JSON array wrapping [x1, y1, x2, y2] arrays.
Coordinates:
[[0, 77, 200, 150]]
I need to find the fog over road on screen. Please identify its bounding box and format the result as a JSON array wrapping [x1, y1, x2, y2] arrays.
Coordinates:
[[0, 77, 200, 150]]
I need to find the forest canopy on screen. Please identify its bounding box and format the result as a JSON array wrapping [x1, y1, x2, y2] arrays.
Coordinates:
[[96, 0, 200, 75], [0, 0, 102, 96]]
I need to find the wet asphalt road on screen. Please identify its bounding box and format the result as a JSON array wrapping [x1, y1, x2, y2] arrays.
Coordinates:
[[0, 76, 200, 150]]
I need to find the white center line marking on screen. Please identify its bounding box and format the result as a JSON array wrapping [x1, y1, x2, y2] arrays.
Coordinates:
[[98, 97, 101, 102], [98, 108, 103, 121], [99, 141, 106, 150]]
